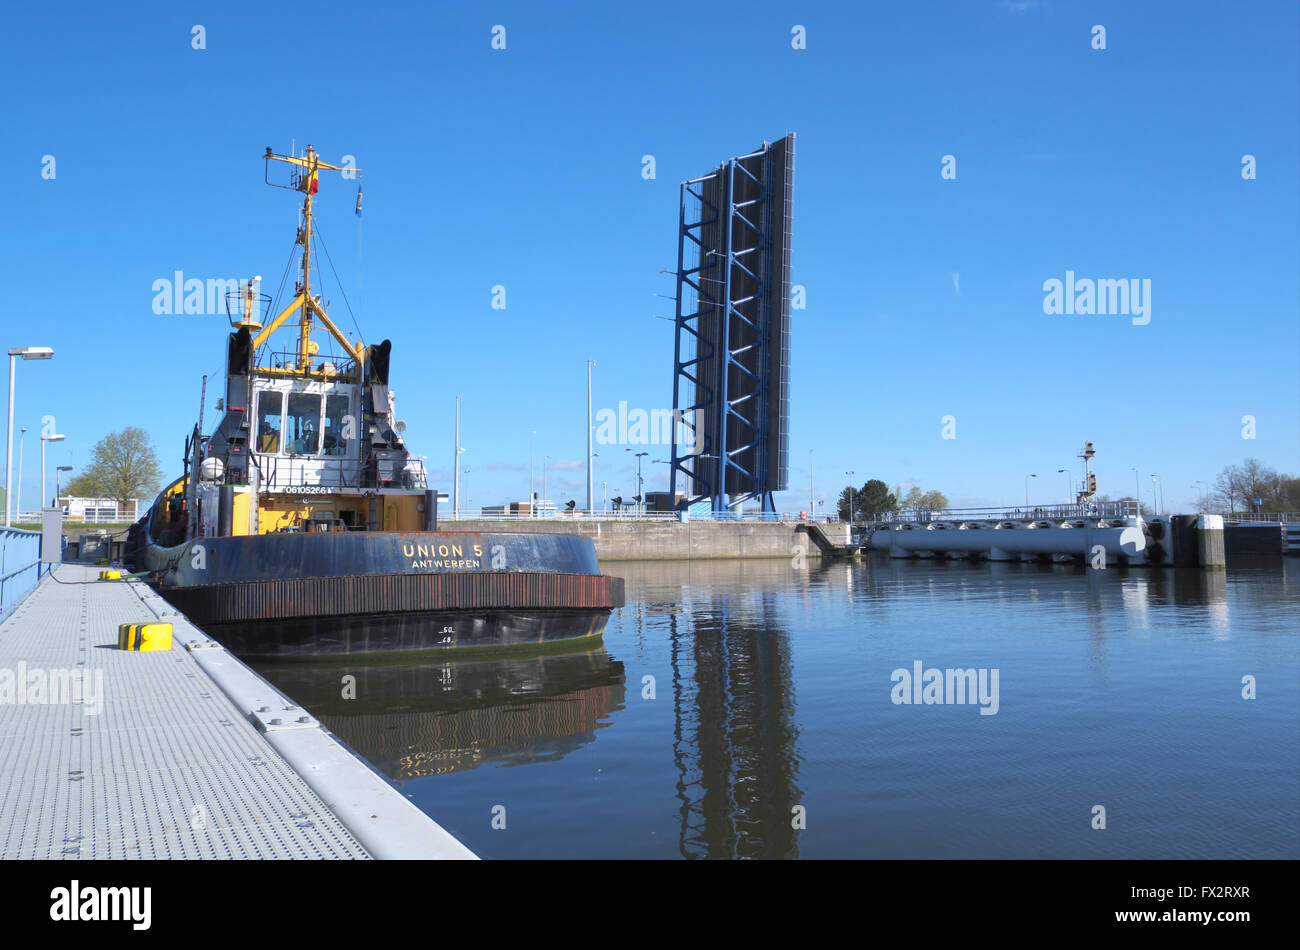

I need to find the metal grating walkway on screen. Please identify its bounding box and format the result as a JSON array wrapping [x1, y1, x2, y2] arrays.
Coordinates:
[[0, 564, 371, 859]]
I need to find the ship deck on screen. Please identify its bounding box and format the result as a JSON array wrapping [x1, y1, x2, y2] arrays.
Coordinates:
[[0, 563, 474, 859]]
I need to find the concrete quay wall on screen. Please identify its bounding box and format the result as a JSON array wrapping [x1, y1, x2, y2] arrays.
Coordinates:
[[439, 519, 850, 561]]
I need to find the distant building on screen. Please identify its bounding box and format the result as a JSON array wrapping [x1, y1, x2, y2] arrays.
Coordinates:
[[58, 496, 140, 523], [644, 491, 685, 512]]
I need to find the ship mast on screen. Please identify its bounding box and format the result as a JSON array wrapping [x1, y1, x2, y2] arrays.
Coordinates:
[[255, 145, 364, 377]]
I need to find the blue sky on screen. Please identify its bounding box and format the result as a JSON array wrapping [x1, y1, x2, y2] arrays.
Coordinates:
[[2, 0, 1297, 515]]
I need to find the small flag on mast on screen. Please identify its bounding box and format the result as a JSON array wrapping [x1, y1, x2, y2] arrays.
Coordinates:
[[355, 185, 363, 217], [304, 154, 320, 195]]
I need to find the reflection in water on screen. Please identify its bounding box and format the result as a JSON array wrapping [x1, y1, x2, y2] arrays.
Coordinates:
[[254, 648, 625, 780], [625, 560, 811, 859]]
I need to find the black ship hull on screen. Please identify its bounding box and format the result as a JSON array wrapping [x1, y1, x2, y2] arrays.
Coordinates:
[[132, 530, 624, 657]]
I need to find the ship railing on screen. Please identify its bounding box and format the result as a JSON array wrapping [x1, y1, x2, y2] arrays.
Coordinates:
[[241, 453, 428, 492], [862, 501, 1141, 524], [257, 349, 358, 377]]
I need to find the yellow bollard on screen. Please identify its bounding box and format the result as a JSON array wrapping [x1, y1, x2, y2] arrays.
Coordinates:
[[118, 623, 173, 651]]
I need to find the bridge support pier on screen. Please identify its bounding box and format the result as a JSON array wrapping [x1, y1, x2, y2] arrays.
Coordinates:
[[1198, 515, 1226, 569]]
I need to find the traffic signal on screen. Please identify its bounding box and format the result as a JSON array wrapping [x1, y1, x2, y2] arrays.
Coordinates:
[[1086, 473, 1097, 495]]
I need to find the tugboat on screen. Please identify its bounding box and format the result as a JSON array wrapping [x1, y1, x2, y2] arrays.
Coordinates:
[[125, 145, 623, 656]]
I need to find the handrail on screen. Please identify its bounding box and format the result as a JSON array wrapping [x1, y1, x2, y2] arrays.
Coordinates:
[[221, 452, 428, 492], [1222, 511, 1300, 524], [864, 501, 1140, 524], [0, 526, 43, 622], [438, 510, 822, 523]]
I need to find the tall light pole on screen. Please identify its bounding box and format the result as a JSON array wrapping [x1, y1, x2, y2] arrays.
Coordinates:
[[529, 429, 536, 515], [651, 458, 670, 511], [586, 359, 595, 514], [56, 465, 71, 514], [5, 346, 54, 525], [809, 448, 815, 515], [1151, 474, 1161, 516], [453, 395, 462, 518], [543, 454, 550, 507], [1131, 467, 1140, 516], [845, 470, 855, 523], [16, 427, 26, 520], [629, 450, 648, 515], [463, 466, 471, 513], [1193, 480, 1205, 512], [1024, 473, 1037, 509], [41, 433, 65, 509], [1057, 468, 1070, 506]]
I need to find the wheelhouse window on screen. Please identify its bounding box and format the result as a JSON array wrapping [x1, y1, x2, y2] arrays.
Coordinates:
[[286, 393, 322, 456], [322, 394, 350, 456], [256, 391, 283, 453]]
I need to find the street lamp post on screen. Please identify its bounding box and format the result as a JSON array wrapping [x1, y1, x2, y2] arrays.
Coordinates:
[[1024, 473, 1038, 509], [629, 450, 648, 515], [809, 448, 815, 516], [845, 470, 855, 523], [1193, 480, 1205, 513], [5, 346, 54, 525], [56, 465, 71, 513], [529, 429, 536, 516], [41, 433, 65, 509], [453, 395, 462, 518], [651, 458, 671, 512], [1057, 468, 1070, 507], [1150, 474, 1161, 516], [463, 467, 471, 514], [16, 427, 26, 521], [1130, 467, 1140, 517], [587, 359, 595, 515], [543, 455, 550, 508]]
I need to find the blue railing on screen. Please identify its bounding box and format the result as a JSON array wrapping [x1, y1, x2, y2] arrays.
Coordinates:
[[0, 527, 43, 623]]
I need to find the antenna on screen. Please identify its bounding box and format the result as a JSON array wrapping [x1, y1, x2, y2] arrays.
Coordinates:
[[255, 145, 365, 376]]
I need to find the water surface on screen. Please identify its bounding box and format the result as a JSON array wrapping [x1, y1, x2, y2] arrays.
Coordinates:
[[253, 556, 1300, 859]]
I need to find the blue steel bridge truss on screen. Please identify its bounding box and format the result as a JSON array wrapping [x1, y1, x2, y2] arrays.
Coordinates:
[[670, 135, 793, 513]]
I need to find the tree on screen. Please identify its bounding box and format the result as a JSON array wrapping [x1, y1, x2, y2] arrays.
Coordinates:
[[1211, 459, 1296, 513], [860, 479, 898, 517], [66, 428, 162, 511], [838, 478, 897, 521], [837, 486, 854, 521], [900, 486, 949, 512], [1279, 477, 1300, 511]]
